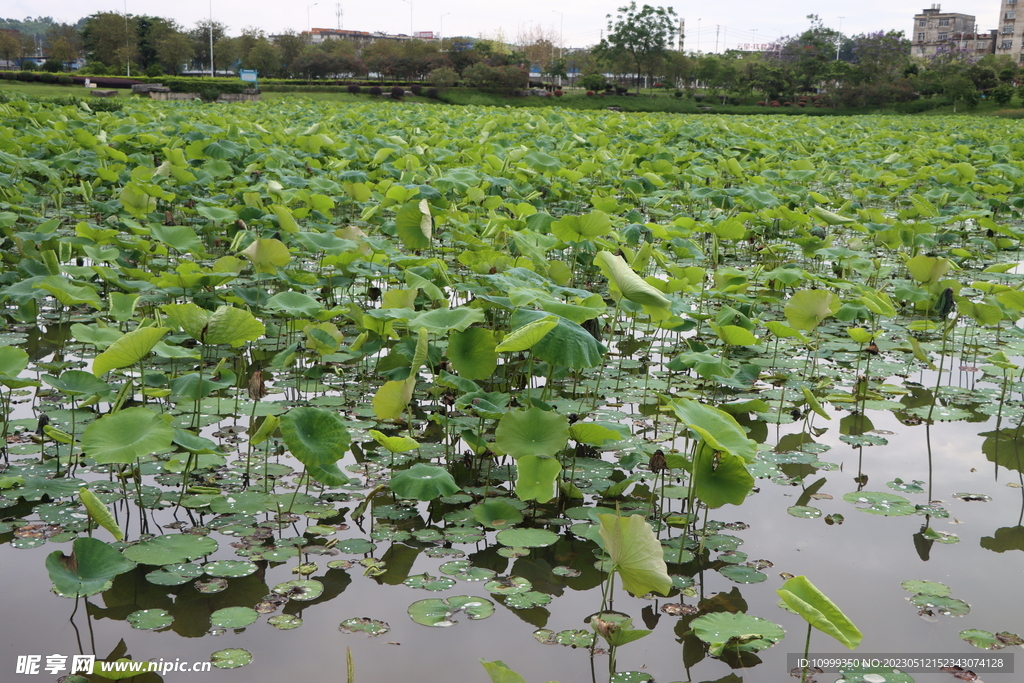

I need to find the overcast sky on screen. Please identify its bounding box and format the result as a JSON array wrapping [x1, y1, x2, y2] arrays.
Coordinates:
[[7, 0, 999, 51]]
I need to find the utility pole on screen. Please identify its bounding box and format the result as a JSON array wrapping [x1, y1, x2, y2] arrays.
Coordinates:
[[336, 3, 343, 30], [715, 25, 719, 53], [836, 16, 844, 59], [209, 0, 214, 77], [124, 0, 130, 77]]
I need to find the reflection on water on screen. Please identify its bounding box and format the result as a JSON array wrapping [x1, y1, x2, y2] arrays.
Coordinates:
[[1, 394, 1022, 683]]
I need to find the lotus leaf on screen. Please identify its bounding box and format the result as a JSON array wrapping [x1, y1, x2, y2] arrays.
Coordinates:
[[389, 463, 459, 500], [45, 537, 136, 597], [597, 514, 671, 597], [777, 575, 862, 649], [280, 407, 351, 486], [80, 407, 174, 464], [691, 611, 786, 656], [495, 406, 569, 460], [408, 595, 494, 626], [123, 534, 218, 565]]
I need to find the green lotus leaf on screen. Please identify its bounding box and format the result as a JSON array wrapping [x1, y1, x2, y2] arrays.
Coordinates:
[[777, 575, 862, 649], [471, 498, 525, 529], [406, 307, 485, 335], [272, 579, 324, 601], [127, 608, 174, 630], [598, 513, 672, 597], [447, 327, 498, 380], [691, 611, 786, 656], [280, 407, 351, 485], [210, 648, 252, 669], [372, 378, 415, 420], [784, 289, 841, 331], [210, 606, 259, 628], [900, 579, 950, 596], [594, 250, 670, 310], [34, 275, 102, 309], [267, 290, 323, 317], [368, 429, 420, 453], [906, 254, 952, 285], [514, 454, 562, 503], [495, 316, 558, 353], [510, 309, 607, 369], [44, 370, 113, 398], [408, 595, 494, 626], [339, 617, 391, 636], [123, 534, 218, 565], [665, 398, 757, 461], [240, 237, 291, 273], [150, 224, 205, 255], [481, 660, 528, 683], [495, 528, 559, 548], [495, 406, 569, 460], [0, 345, 30, 378], [550, 210, 611, 242], [45, 537, 136, 597], [203, 560, 258, 578], [80, 407, 175, 464], [390, 463, 459, 501], [395, 199, 432, 250], [79, 487, 124, 541]]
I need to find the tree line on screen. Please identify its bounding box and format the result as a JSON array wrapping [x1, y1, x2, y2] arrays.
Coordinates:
[[3, 8, 1021, 110]]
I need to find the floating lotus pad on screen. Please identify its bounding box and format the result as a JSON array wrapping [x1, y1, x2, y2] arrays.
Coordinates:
[[123, 534, 218, 565], [690, 611, 786, 656], [268, 615, 303, 630], [210, 648, 252, 669], [404, 573, 456, 591], [146, 563, 204, 586], [210, 607, 258, 629], [495, 528, 559, 548], [339, 617, 391, 636], [407, 595, 495, 627], [126, 609, 174, 630], [272, 579, 324, 601], [204, 560, 258, 578]]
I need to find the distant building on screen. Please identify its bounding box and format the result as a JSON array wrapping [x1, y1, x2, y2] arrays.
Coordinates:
[[995, 0, 1024, 62], [911, 4, 979, 57], [305, 28, 438, 47]]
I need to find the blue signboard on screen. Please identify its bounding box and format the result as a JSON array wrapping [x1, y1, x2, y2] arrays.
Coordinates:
[[239, 69, 258, 86]]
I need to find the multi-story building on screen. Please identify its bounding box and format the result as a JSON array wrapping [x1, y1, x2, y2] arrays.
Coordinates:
[[912, 4, 977, 57], [995, 0, 1023, 62]]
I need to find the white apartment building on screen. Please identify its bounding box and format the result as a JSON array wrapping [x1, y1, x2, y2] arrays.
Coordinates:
[[994, 0, 1024, 61]]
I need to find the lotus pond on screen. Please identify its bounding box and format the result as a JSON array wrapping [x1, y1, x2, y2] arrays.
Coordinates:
[[1, 97, 1023, 683]]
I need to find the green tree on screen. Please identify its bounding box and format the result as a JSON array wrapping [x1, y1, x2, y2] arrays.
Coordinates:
[[156, 30, 193, 75], [595, 2, 677, 93], [0, 30, 21, 65], [944, 74, 977, 113], [244, 37, 281, 76], [81, 12, 137, 72], [44, 23, 81, 67], [190, 19, 228, 73], [274, 30, 308, 78]]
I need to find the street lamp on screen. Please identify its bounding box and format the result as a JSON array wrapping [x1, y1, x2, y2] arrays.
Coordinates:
[[551, 10, 563, 59], [308, 3, 319, 33], [836, 16, 844, 60], [399, 0, 413, 36], [209, 0, 214, 77], [439, 12, 450, 40]]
